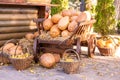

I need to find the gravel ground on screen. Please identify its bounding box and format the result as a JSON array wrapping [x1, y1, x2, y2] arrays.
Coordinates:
[[0, 47, 120, 80]]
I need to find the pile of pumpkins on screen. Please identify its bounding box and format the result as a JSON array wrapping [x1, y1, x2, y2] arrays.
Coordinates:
[[39, 9, 91, 40], [97, 36, 120, 48]]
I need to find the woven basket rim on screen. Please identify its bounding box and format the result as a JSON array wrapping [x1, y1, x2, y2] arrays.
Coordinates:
[[10, 55, 33, 60]]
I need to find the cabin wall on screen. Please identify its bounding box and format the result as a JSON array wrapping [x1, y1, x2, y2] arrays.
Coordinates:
[[0, 4, 45, 46]]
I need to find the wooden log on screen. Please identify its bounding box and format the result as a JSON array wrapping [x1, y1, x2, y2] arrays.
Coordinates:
[[0, 20, 36, 27], [0, 14, 37, 20], [0, 7, 38, 14], [0, 26, 37, 33], [0, 32, 31, 40], [0, 40, 7, 47]]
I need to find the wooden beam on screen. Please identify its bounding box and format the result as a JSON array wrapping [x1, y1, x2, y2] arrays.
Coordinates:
[[0, 26, 37, 33], [0, 14, 37, 20], [0, 32, 31, 40], [0, 20, 36, 27], [0, 7, 38, 14]]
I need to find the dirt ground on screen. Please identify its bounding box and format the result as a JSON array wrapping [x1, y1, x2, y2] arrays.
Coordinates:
[[0, 47, 120, 80]]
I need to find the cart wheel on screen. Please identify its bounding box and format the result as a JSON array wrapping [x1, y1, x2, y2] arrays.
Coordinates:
[[88, 34, 96, 58], [33, 38, 39, 63]]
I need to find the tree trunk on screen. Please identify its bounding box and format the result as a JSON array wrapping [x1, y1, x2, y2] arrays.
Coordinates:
[[114, 0, 120, 20]]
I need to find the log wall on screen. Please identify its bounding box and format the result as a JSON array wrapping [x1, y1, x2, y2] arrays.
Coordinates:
[[0, 3, 45, 46]]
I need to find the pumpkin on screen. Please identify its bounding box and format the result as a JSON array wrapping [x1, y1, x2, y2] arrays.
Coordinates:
[[40, 53, 55, 68], [3, 43, 15, 53], [58, 16, 69, 30], [70, 10, 81, 16], [83, 11, 91, 21], [68, 20, 77, 32], [70, 16, 78, 21], [76, 12, 87, 22], [25, 33, 34, 40], [50, 24, 60, 38], [9, 46, 23, 55], [53, 53, 60, 63], [51, 14, 62, 23], [61, 30, 70, 37], [105, 43, 113, 48], [43, 18, 53, 30], [34, 31, 39, 38], [97, 39, 106, 48], [62, 10, 72, 17]]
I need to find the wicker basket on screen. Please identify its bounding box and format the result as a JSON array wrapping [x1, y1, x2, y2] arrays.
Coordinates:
[[60, 49, 80, 74], [97, 36, 118, 56], [97, 46, 116, 56], [0, 51, 10, 64], [0, 39, 18, 64], [10, 55, 33, 70]]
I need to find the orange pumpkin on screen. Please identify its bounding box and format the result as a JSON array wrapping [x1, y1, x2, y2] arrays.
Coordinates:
[[97, 39, 106, 48], [58, 16, 69, 30], [62, 10, 72, 17], [40, 53, 55, 68], [53, 53, 60, 63], [68, 20, 77, 32], [3, 43, 15, 53], [61, 30, 70, 37], [43, 18, 53, 30], [51, 14, 62, 23], [34, 31, 39, 38], [50, 24, 60, 38]]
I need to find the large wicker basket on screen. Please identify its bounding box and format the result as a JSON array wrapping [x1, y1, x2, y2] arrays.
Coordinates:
[[60, 49, 80, 74], [97, 36, 119, 56], [0, 39, 18, 64], [10, 55, 34, 70], [97, 46, 116, 56]]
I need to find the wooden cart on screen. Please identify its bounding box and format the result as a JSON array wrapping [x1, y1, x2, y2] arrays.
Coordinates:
[[33, 18, 96, 61]]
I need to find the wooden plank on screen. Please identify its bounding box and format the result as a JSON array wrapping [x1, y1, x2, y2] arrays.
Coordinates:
[[0, 32, 30, 40], [0, 20, 36, 27], [0, 7, 38, 14], [0, 26, 37, 33], [0, 40, 7, 47], [0, 2, 59, 7], [0, 14, 37, 20]]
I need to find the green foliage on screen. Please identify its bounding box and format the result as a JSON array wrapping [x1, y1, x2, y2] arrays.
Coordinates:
[[51, 0, 69, 15], [94, 0, 116, 35]]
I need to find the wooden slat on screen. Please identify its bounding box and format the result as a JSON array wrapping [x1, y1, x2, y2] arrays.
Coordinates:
[[0, 26, 37, 33], [0, 32, 30, 40], [0, 2, 59, 7], [0, 20, 36, 27], [0, 14, 37, 20], [0, 40, 7, 47], [0, 7, 38, 14]]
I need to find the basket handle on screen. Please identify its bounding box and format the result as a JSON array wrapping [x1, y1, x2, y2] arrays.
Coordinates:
[[62, 49, 80, 61]]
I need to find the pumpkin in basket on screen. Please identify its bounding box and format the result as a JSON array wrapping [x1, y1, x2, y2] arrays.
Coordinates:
[[39, 53, 55, 68], [43, 18, 53, 31], [58, 16, 69, 30], [51, 14, 62, 24], [61, 30, 70, 38], [3, 43, 15, 53], [50, 24, 60, 38], [9, 46, 23, 55], [97, 39, 106, 48]]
